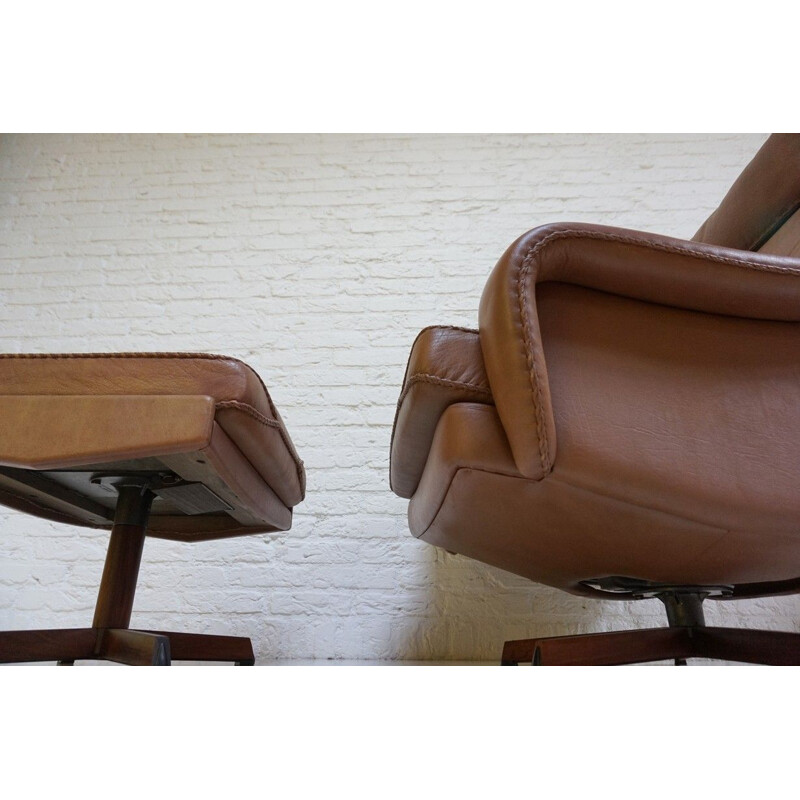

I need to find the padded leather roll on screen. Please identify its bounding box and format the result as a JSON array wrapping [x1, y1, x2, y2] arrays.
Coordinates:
[[390, 326, 493, 498]]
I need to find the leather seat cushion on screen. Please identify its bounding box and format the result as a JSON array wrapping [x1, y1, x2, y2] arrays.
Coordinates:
[[0, 352, 305, 507]]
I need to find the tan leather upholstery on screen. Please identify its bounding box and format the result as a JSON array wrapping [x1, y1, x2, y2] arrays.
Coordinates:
[[693, 133, 800, 251], [0, 353, 305, 541], [760, 207, 800, 257], [390, 326, 493, 499], [391, 135, 800, 601]]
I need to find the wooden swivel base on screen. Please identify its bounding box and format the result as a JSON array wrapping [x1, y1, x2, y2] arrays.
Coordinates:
[[501, 592, 800, 666], [501, 625, 800, 666], [0, 478, 255, 666], [0, 627, 254, 666]]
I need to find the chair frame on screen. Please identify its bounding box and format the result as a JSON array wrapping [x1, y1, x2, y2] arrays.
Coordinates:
[[0, 477, 254, 666], [501, 591, 800, 666]]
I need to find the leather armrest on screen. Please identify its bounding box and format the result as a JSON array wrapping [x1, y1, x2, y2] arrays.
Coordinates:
[[479, 221, 800, 480], [390, 326, 493, 498]]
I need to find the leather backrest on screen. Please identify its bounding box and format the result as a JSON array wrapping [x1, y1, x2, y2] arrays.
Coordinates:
[[693, 134, 800, 252], [759, 207, 800, 257]]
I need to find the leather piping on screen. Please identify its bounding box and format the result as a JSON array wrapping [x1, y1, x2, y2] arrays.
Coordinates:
[[0, 352, 240, 361], [388, 325, 485, 491], [239, 364, 306, 495], [395, 373, 492, 408], [215, 400, 283, 428]]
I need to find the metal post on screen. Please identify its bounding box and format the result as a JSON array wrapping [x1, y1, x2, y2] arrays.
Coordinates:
[[659, 592, 707, 628], [659, 592, 706, 666]]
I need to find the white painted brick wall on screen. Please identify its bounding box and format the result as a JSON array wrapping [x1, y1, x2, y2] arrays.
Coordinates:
[[1, 133, 797, 663]]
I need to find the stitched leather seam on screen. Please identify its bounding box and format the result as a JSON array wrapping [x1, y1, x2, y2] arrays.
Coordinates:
[[215, 400, 282, 428], [398, 373, 492, 406], [389, 326, 484, 490], [214, 400, 306, 498], [523, 227, 800, 277], [0, 352, 239, 360], [514, 226, 800, 477], [414, 324, 480, 337], [237, 367, 306, 495], [390, 374, 493, 493], [403, 326, 481, 384], [518, 246, 551, 474]]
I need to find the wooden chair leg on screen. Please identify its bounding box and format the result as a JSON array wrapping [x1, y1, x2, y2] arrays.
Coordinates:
[[92, 484, 152, 631], [144, 630, 255, 665], [503, 627, 694, 666], [691, 626, 800, 665], [501, 638, 538, 665], [96, 629, 171, 666], [503, 625, 800, 665], [1, 483, 254, 666], [0, 628, 97, 664], [0, 627, 254, 665]]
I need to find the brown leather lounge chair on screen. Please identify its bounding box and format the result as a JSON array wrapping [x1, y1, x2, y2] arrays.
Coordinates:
[[0, 353, 305, 665], [390, 134, 800, 665]]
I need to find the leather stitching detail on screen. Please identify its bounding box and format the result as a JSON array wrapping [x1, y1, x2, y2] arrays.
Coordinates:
[[389, 326, 484, 492], [397, 373, 492, 407], [517, 247, 551, 474], [215, 400, 306, 499], [0, 352, 240, 360], [414, 324, 479, 337], [215, 400, 282, 428], [522, 227, 800, 278], [222, 368, 306, 496]]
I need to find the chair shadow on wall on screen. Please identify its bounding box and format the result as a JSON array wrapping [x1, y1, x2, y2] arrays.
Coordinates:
[[390, 543, 671, 664], [392, 542, 799, 665]]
